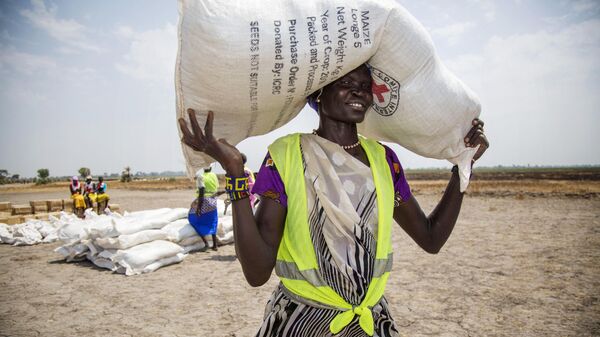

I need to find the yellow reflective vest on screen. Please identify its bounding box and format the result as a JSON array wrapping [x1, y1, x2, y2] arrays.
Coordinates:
[[268, 133, 394, 336]]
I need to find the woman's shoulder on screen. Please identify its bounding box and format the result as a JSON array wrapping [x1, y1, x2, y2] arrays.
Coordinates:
[[268, 133, 304, 149]]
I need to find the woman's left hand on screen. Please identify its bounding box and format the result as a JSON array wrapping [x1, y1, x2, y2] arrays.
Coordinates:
[[464, 118, 489, 162]]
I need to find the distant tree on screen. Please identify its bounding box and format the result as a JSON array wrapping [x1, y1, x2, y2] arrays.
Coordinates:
[[36, 168, 50, 185], [0, 169, 8, 184], [121, 166, 132, 182], [78, 167, 91, 177], [11, 174, 19, 180]]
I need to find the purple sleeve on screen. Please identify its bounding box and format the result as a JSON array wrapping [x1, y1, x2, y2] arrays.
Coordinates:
[[383, 145, 412, 202], [252, 152, 288, 207], [253, 147, 410, 206]]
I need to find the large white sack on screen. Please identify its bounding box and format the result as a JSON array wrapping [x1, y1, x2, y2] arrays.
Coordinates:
[[56, 216, 114, 243], [182, 242, 206, 254], [141, 253, 187, 274], [111, 208, 188, 236], [33, 220, 58, 239], [179, 235, 204, 246], [217, 215, 233, 237], [87, 252, 118, 271], [95, 229, 169, 250], [0, 220, 60, 246], [54, 241, 90, 262], [112, 240, 184, 276], [42, 231, 59, 243], [84, 240, 102, 257], [177, 0, 481, 190], [162, 219, 198, 242], [121, 208, 175, 219], [12, 222, 43, 246], [218, 231, 235, 245], [0, 224, 15, 245]]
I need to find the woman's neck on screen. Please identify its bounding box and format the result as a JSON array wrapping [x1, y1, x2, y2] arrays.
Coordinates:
[[314, 119, 359, 147]]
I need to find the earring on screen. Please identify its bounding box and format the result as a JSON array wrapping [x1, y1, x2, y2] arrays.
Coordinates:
[[316, 88, 323, 103]]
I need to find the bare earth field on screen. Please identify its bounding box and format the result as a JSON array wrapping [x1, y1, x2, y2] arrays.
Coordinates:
[[0, 171, 599, 337]]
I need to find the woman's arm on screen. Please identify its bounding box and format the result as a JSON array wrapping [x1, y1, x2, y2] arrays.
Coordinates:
[[393, 169, 463, 254], [179, 109, 286, 286], [394, 119, 489, 254], [231, 193, 286, 286]]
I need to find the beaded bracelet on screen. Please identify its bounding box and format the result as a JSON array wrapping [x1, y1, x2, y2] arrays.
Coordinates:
[[225, 176, 250, 201]]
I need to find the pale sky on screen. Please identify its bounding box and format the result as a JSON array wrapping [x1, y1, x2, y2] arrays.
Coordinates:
[[1, 0, 599, 178]]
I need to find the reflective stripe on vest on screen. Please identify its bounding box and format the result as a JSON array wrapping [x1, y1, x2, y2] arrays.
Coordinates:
[[268, 133, 394, 336]]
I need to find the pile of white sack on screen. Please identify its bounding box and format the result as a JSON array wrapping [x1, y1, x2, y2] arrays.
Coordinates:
[[0, 201, 234, 276], [0, 218, 61, 246]]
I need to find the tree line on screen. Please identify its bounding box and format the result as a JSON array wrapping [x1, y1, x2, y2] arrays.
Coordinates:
[[0, 167, 186, 185]]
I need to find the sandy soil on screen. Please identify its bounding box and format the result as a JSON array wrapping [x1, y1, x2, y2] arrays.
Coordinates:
[[0, 188, 599, 336]]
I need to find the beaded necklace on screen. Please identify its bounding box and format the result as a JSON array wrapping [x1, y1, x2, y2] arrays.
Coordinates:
[[312, 130, 361, 150]]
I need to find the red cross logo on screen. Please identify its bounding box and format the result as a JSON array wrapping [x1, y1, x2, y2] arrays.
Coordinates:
[[372, 82, 389, 103]]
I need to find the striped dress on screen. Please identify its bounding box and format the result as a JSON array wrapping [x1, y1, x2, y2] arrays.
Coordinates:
[[253, 135, 411, 337]]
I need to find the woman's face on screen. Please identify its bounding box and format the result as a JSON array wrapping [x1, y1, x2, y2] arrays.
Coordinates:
[[319, 65, 373, 124]]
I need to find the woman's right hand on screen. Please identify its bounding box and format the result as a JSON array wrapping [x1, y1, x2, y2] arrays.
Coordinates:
[[178, 109, 244, 176]]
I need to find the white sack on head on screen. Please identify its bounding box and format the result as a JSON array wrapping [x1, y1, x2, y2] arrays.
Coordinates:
[[177, 0, 481, 191]]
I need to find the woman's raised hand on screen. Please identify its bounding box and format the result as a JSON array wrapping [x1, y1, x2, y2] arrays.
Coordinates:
[[178, 109, 244, 176], [464, 118, 489, 162]]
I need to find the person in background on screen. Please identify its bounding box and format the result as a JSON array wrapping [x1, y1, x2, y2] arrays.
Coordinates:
[[241, 153, 257, 207], [69, 176, 86, 218], [95, 176, 110, 214], [188, 167, 219, 251], [83, 175, 96, 209]]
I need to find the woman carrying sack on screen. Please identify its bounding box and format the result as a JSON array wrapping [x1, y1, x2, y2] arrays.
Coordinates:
[[179, 64, 488, 336]]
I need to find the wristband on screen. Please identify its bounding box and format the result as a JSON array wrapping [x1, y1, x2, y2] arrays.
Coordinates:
[[225, 176, 250, 201]]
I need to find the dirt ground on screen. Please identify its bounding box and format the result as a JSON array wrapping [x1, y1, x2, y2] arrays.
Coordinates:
[[0, 185, 599, 336]]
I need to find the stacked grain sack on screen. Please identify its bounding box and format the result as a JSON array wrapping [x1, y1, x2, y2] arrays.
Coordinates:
[[54, 204, 234, 276], [0, 214, 64, 245], [177, 0, 482, 191]]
